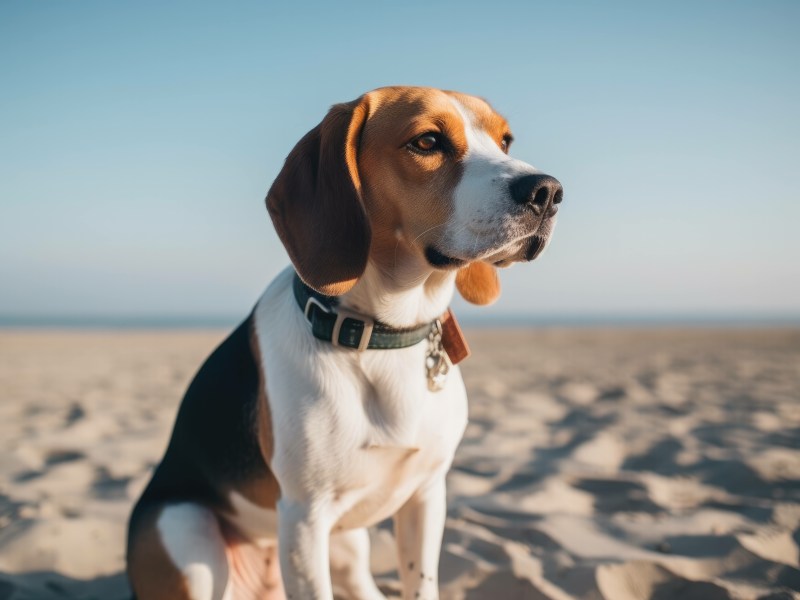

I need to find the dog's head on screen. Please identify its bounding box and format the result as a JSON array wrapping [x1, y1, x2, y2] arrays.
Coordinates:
[[267, 86, 562, 304]]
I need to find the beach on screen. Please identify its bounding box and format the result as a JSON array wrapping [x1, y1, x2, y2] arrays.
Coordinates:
[[0, 327, 798, 599]]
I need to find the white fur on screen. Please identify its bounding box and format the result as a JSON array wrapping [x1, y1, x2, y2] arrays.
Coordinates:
[[157, 503, 230, 600], [330, 529, 386, 600], [444, 97, 544, 261], [339, 260, 456, 328], [253, 267, 467, 599], [225, 491, 278, 548]]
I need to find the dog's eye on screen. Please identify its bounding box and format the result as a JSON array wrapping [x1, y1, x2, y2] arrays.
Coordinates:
[[500, 135, 513, 153], [410, 133, 441, 153]]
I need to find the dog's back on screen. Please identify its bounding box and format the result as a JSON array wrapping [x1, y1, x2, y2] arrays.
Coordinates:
[[127, 314, 283, 599]]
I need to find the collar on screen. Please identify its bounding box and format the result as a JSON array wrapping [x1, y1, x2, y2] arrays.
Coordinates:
[[292, 273, 435, 351]]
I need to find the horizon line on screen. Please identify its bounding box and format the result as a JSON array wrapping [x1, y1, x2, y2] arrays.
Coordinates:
[[1, 312, 799, 330]]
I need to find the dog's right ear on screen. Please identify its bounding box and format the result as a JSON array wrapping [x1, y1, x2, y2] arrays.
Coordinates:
[[266, 97, 371, 297], [456, 262, 501, 305]]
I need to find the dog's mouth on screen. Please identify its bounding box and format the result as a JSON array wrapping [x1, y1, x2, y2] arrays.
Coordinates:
[[523, 234, 547, 261], [424, 246, 466, 269], [485, 234, 547, 267], [424, 211, 557, 270], [425, 232, 548, 270]]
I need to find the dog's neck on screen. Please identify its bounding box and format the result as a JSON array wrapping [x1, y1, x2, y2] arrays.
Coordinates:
[[339, 253, 456, 329]]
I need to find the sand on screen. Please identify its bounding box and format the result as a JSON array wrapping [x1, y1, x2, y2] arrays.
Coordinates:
[[0, 327, 798, 599]]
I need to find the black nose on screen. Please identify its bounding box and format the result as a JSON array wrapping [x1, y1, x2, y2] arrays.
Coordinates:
[[509, 174, 563, 215]]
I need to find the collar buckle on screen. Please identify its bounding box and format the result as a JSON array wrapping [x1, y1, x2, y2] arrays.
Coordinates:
[[332, 308, 374, 352], [304, 296, 331, 322]]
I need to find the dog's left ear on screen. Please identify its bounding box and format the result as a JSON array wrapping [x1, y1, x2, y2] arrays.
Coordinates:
[[456, 262, 501, 305], [266, 96, 371, 296]]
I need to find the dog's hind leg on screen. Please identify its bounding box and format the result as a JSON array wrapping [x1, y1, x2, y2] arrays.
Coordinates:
[[330, 528, 385, 600], [129, 502, 286, 600], [128, 503, 230, 600]]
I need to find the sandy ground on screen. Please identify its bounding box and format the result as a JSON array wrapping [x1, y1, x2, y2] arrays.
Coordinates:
[[0, 327, 798, 599]]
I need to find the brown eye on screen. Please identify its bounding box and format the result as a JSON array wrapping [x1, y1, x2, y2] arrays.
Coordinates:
[[410, 133, 440, 153], [500, 134, 513, 153]]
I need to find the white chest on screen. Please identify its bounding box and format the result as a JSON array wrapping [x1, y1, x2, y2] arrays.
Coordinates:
[[331, 375, 467, 529], [252, 271, 468, 530]]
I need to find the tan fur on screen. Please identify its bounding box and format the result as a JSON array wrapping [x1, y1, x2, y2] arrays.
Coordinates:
[[446, 91, 512, 151], [247, 325, 281, 510], [353, 87, 512, 304], [231, 473, 280, 512], [456, 262, 501, 305], [127, 508, 192, 600], [357, 87, 468, 272]]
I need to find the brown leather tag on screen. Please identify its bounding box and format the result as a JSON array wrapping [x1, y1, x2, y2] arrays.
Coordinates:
[[441, 309, 470, 365]]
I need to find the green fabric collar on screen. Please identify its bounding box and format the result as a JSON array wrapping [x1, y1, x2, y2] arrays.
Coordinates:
[[292, 273, 434, 351]]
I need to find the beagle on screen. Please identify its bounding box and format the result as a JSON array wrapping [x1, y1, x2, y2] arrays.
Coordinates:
[[126, 86, 563, 600]]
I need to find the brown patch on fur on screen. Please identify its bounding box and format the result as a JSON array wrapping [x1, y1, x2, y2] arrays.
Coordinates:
[[446, 91, 512, 151], [456, 262, 501, 305], [232, 471, 281, 512], [266, 98, 372, 296], [127, 507, 192, 600], [356, 87, 469, 270], [242, 320, 281, 510]]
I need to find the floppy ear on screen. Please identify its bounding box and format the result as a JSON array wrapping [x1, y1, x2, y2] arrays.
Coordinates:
[[456, 262, 501, 305], [266, 97, 371, 296]]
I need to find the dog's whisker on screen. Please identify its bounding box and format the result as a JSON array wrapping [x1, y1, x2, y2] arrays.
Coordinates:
[[411, 222, 447, 245]]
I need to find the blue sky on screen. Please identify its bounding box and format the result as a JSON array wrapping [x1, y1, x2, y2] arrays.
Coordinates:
[[1, 1, 798, 322]]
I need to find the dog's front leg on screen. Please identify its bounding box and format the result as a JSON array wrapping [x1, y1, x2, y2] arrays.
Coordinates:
[[394, 477, 447, 600], [278, 498, 333, 599]]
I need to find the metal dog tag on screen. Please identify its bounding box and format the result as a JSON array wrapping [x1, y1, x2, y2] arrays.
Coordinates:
[[425, 319, 450, 392]]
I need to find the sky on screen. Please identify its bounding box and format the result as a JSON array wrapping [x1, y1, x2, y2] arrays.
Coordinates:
[[1, 0, 799, 323]]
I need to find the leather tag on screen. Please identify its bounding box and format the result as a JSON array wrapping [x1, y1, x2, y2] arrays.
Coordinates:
[[441, 309, 470, 365]]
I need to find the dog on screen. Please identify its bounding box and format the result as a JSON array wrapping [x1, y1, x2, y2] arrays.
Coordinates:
[[126, 85, 563, 600]]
